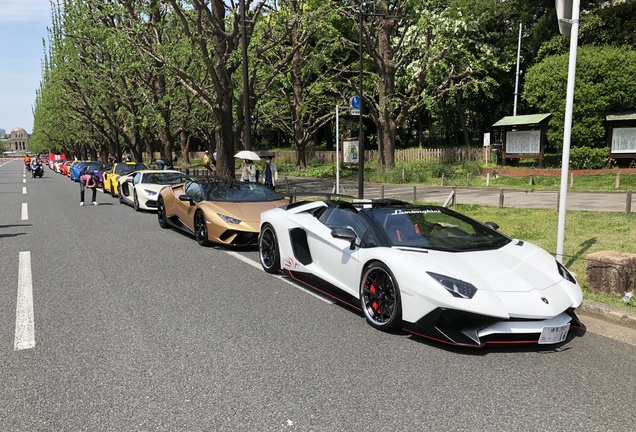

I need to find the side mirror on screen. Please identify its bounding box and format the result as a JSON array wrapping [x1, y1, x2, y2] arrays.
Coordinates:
[[178, 194, 193, 205], [331, 228, 358, 250], [484, 221, 499, 230]]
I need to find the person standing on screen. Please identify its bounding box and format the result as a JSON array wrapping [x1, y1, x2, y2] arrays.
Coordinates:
[[241, 159, 256, 182], [203, 150, 214, 172], [79, 171, 98, 206], [261, 157, 278, 190]]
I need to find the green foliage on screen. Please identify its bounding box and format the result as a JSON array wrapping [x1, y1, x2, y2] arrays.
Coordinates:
[[568, 147, 610, 170], [524, 46, 636, 151]]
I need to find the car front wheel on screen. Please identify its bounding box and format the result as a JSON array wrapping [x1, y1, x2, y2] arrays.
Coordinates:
[[157, 197, 169, 228], [259, 223, 280, 274], [133, 191, 140, 211], [194, 211, 210, 246], [360, 262, 402, 331]]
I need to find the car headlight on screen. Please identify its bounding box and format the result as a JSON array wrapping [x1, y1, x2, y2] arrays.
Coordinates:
[[556, 261, 577, 284], [144, 189, 157, 196], [427, 272, 477, 299], [218, 213, 242, 224]]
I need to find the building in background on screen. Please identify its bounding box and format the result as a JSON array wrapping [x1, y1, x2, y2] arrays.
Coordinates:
[[2, 127, 29, 154]]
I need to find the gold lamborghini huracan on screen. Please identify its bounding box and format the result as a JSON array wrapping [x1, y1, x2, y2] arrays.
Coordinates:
[[157, 179, 289, 247]]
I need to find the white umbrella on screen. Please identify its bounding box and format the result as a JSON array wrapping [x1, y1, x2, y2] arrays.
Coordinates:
[[234, 150, 261, 161]]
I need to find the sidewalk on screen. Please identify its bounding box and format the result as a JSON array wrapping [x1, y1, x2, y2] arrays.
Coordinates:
[[280, 176, 633, 213]]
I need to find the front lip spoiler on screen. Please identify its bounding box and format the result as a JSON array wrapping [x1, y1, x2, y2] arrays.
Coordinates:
[[402, 308, 584, 348]]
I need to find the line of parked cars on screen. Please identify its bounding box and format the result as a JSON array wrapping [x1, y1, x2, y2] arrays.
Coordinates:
[[49, 158, 585, 349]]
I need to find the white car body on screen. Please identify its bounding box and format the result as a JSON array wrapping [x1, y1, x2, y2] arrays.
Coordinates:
[[118, 169, 187, 211], [259, 199, 584, 347]]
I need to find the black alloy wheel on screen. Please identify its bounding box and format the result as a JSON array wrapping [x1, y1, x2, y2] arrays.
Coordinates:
[[259, 223, 280, 274], [194, 211, 210, 246], [157, 197, 169, 228], [360, 262, 402, 331]]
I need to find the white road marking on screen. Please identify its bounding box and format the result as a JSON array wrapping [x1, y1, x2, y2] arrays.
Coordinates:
[[22, 186, 27, 194], [15, 251, 36, 350], [225, 250, 333, 304], [23, 178, 26, 183], [21, 203, 28, 220]]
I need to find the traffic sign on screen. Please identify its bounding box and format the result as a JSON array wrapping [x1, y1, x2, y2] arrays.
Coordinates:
[[349, 96, 360, 110]]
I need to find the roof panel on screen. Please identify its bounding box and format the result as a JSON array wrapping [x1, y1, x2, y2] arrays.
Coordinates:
[[492, 113, 552, 128]]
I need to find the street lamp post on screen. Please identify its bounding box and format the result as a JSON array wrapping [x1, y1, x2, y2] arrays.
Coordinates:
[[358, 3, 365, 199], [555, 0, 580, 263], [240, 0, 252, 150]]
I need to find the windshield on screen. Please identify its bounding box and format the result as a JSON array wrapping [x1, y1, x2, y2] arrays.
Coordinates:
[[368, 206, 511, 252], [201, 181, 286, 202], [143, 172, 185, 185], [116, 163, 147, 174]]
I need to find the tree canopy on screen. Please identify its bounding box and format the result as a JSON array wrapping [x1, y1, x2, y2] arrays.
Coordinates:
[[28, 0, 636, 171]]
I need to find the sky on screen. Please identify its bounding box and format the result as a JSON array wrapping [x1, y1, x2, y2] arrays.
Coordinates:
[[0, 0, 53, 135]]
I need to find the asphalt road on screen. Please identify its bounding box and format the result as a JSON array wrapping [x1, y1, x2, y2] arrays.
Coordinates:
[[2, 159, 636, 431]]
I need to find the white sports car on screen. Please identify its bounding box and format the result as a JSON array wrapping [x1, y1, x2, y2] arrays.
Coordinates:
[[258, 199, 584, 348], [118, 170, 187, 211]]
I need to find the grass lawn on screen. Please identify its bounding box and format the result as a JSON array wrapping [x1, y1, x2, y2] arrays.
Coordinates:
[[448, 204, 636, 312]]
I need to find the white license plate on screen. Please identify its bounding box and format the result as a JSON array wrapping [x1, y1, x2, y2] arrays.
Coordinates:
[[538, 323, 570, 344]]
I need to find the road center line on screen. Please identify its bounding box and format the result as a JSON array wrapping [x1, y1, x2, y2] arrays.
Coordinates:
[[21, 203, 28, 220], [15, 251, 36, 350], [22, 186, 27, 194], [225, 250, 333, 304]]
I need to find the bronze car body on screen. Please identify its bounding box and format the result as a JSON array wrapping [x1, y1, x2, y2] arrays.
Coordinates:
[[158, 179, 289, 247]]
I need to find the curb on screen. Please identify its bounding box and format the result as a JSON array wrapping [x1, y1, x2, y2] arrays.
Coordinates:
[[578, 300, 636, 330]]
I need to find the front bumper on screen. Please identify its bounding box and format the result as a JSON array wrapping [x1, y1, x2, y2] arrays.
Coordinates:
[[402, 307, 583, 347]]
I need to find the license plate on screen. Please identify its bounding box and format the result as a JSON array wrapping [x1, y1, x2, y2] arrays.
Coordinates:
[[538, 323, 570, 344]]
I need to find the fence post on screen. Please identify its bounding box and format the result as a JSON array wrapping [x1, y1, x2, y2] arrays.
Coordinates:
[[486, 173, 490, 187], [381, 184, 385, 199], [499, 189, 504, 208], [626, 190, 633, 214], [570, 172, 574, 187], [413, 186, 417, 202], [616, 172, 621, 188], [441, 174, 445, 186], [452, 187, 456, 206], [529, 175, 534, 186]]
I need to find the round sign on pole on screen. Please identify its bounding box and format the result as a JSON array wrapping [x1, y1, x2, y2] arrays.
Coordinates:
[[350, 96, 361, 110]]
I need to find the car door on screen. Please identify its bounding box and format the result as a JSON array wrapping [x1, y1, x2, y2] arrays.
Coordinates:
[[303, 208, 374, 297], [173, 181, 203, 231]]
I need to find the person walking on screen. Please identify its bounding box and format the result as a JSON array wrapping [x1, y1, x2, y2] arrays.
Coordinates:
[[261, 157, 278, 190], [79, 170, 98, 206]]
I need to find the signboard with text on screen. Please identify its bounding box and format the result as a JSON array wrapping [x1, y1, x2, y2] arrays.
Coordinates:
[[611, 127, 636, 154], [342, 139, 359, 164], [505, 130, 541, 154]]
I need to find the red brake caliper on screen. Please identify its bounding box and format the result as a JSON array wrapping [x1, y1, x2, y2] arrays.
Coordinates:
[[369, 277, 380, 314]]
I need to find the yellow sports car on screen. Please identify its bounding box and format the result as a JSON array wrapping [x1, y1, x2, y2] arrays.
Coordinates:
[[157, 179, 289, 247], [102, 162, 147, 197]]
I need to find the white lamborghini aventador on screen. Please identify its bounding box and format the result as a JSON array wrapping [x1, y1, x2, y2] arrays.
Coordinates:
[[258, 199, 584, 347]]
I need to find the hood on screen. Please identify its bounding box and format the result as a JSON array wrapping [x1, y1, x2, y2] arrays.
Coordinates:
[[203, 200, 288, 223], [401, 240, 564, 293]]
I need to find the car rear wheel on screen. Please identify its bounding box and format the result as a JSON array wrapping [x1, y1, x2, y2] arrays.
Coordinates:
[[194, 211, 210, 246], [157, 197, 169, 229], [259, 223, 280, 274], [360, 262, 402, 331]]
